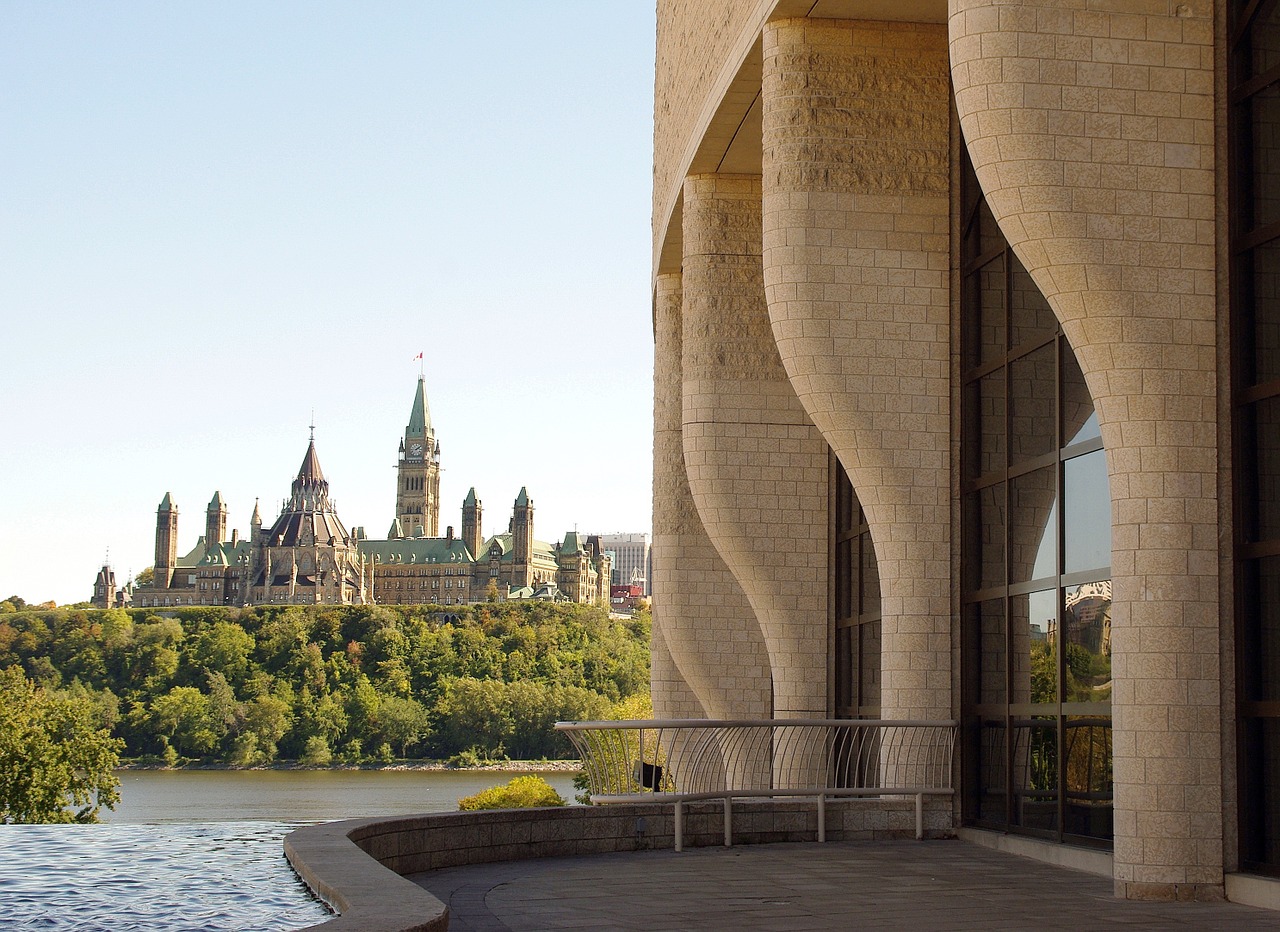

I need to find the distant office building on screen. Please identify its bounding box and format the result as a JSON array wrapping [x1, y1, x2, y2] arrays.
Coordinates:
[[592, 532, 651, 595]]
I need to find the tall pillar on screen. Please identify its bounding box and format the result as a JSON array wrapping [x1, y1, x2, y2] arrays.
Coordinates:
[[681, 174, 830, 720], [950, 0, 1221, 899], [761, 17, 953, 721], [652, 270, 772, 721]]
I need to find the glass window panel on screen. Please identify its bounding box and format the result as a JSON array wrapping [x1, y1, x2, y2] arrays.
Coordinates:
[[977, 598, 1007, 706], [978, 253, 1007, 365], [1259, 719, 1280, 866], [1253, 556, 1280, 703], [1009, 467, 1056, 584], [835, 538, 854, 621], [1011, 589, 1057, 706], [1253, 85, 1280, 231], [1063, 581, 1113, 704], [965, 486, 1006, 590], [858, 621, 881, 711], [1061, 347, 1100, 446], [1010, 343, 1057, 463], [1064, 450, 1112, 574], [1009, 259, 1058, 350], [1250, 3, 1280, 77], [1063, 715, 1113, 840], [835, 625, 854, 712], [1012, 716, 1058, 831], [976, 719, 1009, 825], [1252, 242, 1280, 386], [1255, 397, 1280, 541], [971, 370, 1006, 477], [860, 531, 881, 610]]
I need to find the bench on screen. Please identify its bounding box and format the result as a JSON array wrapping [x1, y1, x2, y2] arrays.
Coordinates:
[[557, 719, 958, 852]]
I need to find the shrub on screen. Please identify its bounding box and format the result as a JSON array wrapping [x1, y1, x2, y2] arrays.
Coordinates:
[[457, 775, 565, 811]]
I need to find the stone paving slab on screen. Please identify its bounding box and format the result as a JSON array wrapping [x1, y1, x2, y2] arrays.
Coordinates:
[[410, 840, 1279, 931]]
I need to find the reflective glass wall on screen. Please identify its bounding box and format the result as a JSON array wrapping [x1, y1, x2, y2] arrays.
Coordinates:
[[1231, 0, 1280, 875], [959, 156, 1114, 844], [831, 452, 881, 718]]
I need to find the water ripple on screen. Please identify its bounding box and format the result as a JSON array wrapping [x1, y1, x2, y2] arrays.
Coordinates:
[[0, 823, 332, 932]]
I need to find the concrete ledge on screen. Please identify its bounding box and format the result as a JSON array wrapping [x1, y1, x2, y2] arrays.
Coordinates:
[[1226, 872, 1280, 911], [956, 827, 1113, 879], [285, 798, 949, 931]]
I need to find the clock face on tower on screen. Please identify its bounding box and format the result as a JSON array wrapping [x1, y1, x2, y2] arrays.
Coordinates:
[[409, 442, 424, 459]]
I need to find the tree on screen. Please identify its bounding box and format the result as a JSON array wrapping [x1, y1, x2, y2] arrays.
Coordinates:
[[133, 568, 154, 588], [377, 696, 429, 758], [0, 667, 123, 823]]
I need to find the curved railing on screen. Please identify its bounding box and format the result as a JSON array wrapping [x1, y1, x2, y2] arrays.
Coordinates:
[[556, 719, 957, 848]]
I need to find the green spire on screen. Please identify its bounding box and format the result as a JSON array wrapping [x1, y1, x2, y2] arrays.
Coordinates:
[[406, 376, 432, 438], [158, 492, 175, 512], [208, 491, 224, 510], [515, 487, 530, 507], [464, 487, 477, 505]]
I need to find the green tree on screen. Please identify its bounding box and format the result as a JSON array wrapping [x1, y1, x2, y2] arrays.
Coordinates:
[[377, 696, 430, 757], [0, 667, 123, 823]]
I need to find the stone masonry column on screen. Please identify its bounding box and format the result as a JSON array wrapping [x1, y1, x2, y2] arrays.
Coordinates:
[[682, 174, 830, 721], [652, 270, 772, 721], [950, 0, 1220, 899], [761, 18, 953, 722]]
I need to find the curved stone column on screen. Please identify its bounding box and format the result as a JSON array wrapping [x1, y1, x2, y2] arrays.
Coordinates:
[[950, 0, 1220, 898], [652, 271, 772, 721], [760, 18, 953, 721], [681, 174, 830, 721]]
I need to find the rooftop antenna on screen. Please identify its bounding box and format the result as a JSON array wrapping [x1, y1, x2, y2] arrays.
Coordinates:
[[309, 410, 316, 441]]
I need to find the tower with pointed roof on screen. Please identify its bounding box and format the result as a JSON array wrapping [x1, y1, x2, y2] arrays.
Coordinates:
[[396, 376, 442, 538], [205, 492, 227, 548], [462, 488, 483, 557], [511, 487, 534, 588], [249, 433, 366, 605], [155, 493, 179, 589]]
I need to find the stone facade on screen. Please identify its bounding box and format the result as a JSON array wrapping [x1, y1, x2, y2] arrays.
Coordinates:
[[651, 0, 1274, 905]]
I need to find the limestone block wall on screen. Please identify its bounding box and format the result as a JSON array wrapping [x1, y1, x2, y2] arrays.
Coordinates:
[[652, 271, 773, 721], [681, 173, 830, 720], [949, 0, 1221, 898], [760, 17, 953, 721]]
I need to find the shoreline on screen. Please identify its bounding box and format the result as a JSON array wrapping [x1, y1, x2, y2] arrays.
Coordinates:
[[116, 759, 581, 773]]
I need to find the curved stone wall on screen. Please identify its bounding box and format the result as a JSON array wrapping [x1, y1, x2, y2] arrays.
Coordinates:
[[949, 0, 1221, 898], [760, 16, 952, 720], [652, 270, 773, 720], [681, 173, 830, 719]]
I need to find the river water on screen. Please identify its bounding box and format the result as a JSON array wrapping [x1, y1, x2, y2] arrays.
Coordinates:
[[0, 769, 580, 931]]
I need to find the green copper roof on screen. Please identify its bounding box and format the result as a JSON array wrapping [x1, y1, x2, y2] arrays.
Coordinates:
[[388, 518, 405, 539], [406, 377, 432, 438], [559, 531, 584, 555], [480, 533, 557, 566], [464, 487, 477, 505], [158, 492, 175, 512], [208, 491, 224, 510], [514, 487, 530, 507], [359, 537, 474, 565]]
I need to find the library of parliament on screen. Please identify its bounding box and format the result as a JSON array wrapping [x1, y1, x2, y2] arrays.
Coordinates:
[[95, 378, 611, 609]]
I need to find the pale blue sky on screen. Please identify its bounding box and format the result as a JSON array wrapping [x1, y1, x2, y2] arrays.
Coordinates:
[[1, 2, 657, 604]]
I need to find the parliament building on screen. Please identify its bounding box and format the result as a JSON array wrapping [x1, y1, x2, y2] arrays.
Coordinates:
[[122, 378, 611, 610]]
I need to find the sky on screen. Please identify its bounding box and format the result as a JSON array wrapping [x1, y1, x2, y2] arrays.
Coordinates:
[[0, 2, 657, 605]]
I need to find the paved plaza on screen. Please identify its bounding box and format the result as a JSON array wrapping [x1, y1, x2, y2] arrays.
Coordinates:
[[413, 840, 1278, 931]]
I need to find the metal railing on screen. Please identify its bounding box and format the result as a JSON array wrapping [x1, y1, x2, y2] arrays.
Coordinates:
[[556, 719, 957, 848]]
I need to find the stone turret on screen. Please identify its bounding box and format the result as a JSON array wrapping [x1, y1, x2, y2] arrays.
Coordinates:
[[206, 491, 227, 549], [462, 487, 482, 557], [155, 493, 178, 589], [511, 487, 533, 587]]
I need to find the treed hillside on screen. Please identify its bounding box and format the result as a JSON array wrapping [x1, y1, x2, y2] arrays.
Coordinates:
[[0, 602, 649, 765]]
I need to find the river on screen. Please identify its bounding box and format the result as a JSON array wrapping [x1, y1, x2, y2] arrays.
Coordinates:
[[1, 768, 581, 931]]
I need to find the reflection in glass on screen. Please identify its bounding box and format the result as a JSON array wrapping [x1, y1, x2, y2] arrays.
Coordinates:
[[1009, 467, 1056, 584], [1251, 241, 1280, 385], [1010, 259, 1057, 349], [859, 622, 881, 711], [1255, 557, 1280, 703], [1010, 343, 1056, 463], [835, 626, 853, 711], [1064, 450, 1112, 574], [1010, 589, 1056, 706], [1064, 716, 1113, 838], [1012, 716, 1058, 831], [1254, 397, 1280, 541], [1060, 349, 1100, 446], [978, 254, 1007, 365], [977, 720, 1008, 824], [861, 533, 880, 608], [1253, 87, 1280, 231], [977, 598, 1006, 705], [1063, 581, 1113, 704]]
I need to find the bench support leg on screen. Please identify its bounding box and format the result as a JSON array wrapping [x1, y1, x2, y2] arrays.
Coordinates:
[[675, 801, 684, 852], [723, 798, 732, 847], [818, 795, 826, 843]]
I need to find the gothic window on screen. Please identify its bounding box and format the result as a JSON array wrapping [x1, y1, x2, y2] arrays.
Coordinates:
[[1231, 0, 1280, 873], [959, 153, 1113, 845]]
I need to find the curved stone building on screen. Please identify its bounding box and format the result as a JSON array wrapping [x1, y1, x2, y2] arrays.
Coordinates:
[[651, 0, 1279, 904]]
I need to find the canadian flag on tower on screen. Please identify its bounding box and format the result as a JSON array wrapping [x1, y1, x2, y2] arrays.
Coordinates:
[[412, 352, 423, 361]]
